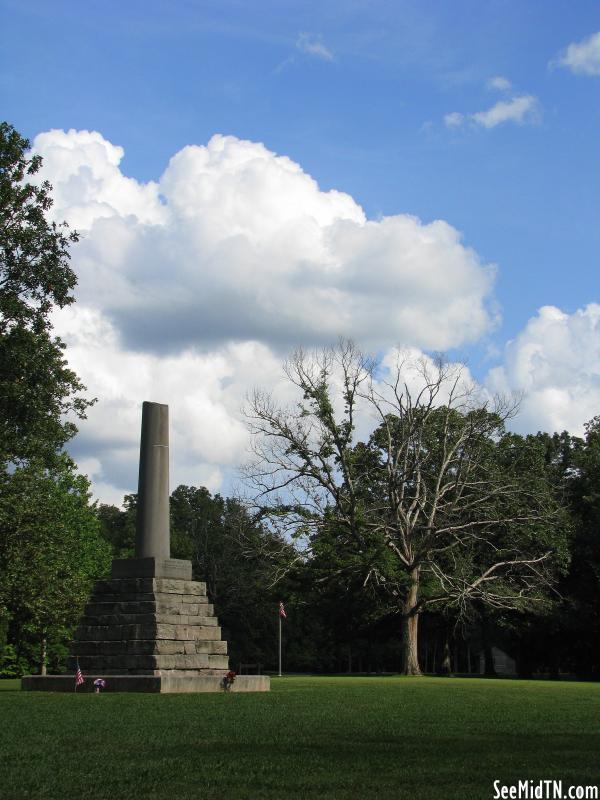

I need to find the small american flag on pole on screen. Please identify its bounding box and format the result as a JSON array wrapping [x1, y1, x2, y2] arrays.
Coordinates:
[[279, 601, 287, 619], [75, 662, 85, 690]]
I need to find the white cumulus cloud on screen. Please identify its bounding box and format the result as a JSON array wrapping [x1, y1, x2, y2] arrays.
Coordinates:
[[32, 128, 498, 504], [486, 304, 600, 436], [34, 129, 495, 354], [556, 30, 600, 76]]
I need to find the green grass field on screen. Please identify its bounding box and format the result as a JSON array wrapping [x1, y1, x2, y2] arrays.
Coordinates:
[[1, 676, 599, 799]]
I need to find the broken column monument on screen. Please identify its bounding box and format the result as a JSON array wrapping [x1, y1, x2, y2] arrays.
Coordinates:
[[22, 401, 269, 693]]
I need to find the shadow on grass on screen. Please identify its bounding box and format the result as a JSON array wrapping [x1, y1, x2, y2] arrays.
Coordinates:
[[1, 676, 600, 799]]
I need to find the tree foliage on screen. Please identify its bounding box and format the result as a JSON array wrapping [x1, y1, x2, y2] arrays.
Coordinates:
[[0, 456, 111, 675], [245, 341, 567, 674], [0, 121, 92, 466]]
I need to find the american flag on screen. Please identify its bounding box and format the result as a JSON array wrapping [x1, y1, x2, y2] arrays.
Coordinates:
[[279, 601, 287, 619], [75, 663, 85, 689]]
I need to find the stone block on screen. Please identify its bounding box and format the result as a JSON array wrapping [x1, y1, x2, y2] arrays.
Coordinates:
[[166, 623, 221, 641], [126, 639, 188, 656], [71, 640, 100, 656], [188, 625, 222, 641], [74, 625, 115, 641], [74, 641, 128, 657], [173, 654, 209, 669], [153, 579, 186, 594], [156, 601, 183, 615], [129, 624, 158, 639], [182, 594, 209, 604], [82, 613, 158, 627], [188, 615, 218, 626], [91, 593, 156, 604], [177, 602, 197, 615], [154, 623, 177, 639], [155, 614, 190, 626], [208, 654, 229, 669], [152, 655, 177, 669], [178, 602, 214, 616], [87, 600, 157, 615], [201, 639, 228, 655], [155, 579, 206, 595]]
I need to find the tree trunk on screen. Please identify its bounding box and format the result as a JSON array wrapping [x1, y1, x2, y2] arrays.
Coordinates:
[[480, 609, 497, 677], [441, 630, 452, 675], [401, 568, 422, 676], [40, 634, 47, 676], [549, 650, 560, 681], [453, 639, 459, 674]]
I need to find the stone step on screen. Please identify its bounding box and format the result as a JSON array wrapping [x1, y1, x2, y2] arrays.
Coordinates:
[[76, 654, 218, 670], [89, 593, 157, 603], [87, 593, 211, 608], [184, 639, 227, 655], [92, 578, 207, 596], [80, 613, 219, 627], [154, 579, 207, 596], [155, 623, 222, 641], [71, 638, 228, 657], [74, 622, 224, 642]]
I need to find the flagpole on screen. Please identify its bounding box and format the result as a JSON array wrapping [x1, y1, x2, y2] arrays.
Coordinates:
[[278, 613, 282, 677]]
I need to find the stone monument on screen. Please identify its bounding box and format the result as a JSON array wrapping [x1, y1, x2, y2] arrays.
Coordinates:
[[22, 402, 269, 693]]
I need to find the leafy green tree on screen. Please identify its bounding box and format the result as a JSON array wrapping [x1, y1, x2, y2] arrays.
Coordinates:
[[552, 418, 600, 678], [96, 494, 137, 558], [169, 484, 293, 668], [0, 121, 92, 466], [245, 342, 565, 675], [0, 456, 111, 675], [453, 431, 573, 677]]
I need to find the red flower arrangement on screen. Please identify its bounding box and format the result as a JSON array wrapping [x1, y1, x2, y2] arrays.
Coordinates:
[[222, 671, 236, 691]]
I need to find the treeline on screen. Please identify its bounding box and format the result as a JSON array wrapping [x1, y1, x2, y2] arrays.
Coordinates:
[[97, 418, 600, 679], [97, 419, 597, 679], [1, 420, 598, 679]]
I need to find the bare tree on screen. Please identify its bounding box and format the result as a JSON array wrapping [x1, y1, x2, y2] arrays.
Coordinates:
[[243, 341, 561, 675]]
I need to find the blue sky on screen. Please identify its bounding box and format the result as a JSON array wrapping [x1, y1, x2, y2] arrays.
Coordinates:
[[2, 1, 599, 502]]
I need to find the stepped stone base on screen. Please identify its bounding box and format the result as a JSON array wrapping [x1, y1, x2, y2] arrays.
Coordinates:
[[21, 567, 269, 693], [22, 674, 270, 693], [64, 574, 231, 676]]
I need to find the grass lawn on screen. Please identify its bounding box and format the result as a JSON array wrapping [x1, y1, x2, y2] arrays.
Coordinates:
[[1, 675, 599, 799]]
